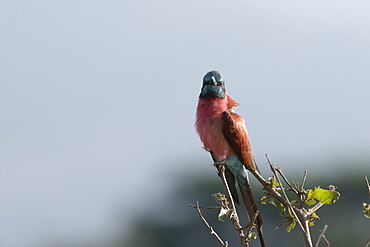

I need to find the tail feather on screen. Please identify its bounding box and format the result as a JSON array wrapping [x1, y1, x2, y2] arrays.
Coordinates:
[[211, 152, 265, 246], [240, 177, 265, 247], [225, 168, 240, 205]]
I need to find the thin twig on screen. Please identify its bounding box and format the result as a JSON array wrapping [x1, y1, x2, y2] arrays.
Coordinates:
[[315, 224, 329, 247], [365, 176, 370, 198], [298, 170, 309, 208], [365, 239, 370, 247], [215, 163, 237, 211], [264, 154, 313, 247], [188, 204, 221, 210], [292, 181, 300, 192], [302, 170, 308, 191], [275, 219, 288, 230], [241, 211, 259, 232], [322, 235, 330, 247], [266, 155, 306, 233], [275, 167, 299, 195], [196, 201, 228, 247], [307, 202, 324, 215]]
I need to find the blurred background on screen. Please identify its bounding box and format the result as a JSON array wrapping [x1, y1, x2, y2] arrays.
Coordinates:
[[1, 1, 369, 246]]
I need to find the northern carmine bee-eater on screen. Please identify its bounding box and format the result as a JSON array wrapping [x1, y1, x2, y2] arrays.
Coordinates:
[[196, 70, 265, 247]]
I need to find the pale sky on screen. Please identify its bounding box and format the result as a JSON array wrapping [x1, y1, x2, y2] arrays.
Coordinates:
[[1, 1, 370, 246]]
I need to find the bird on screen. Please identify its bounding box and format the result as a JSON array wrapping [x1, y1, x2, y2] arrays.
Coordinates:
[[195, 70, 265, 247]]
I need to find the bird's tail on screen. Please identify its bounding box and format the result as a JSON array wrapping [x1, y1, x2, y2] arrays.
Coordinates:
[[240, 177, 265, 247]]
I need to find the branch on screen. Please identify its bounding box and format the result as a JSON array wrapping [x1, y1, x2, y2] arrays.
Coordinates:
[[365, 239, 370, 247], [268, 160, 306, 233], [275, 166, 299, 195], [315, 224, 329, 247], [214, 163, 248, 247], [196, 201, 228, 247], [188, 204, 221, 210], [301, 170, 308, 191], [215, 163, 237, 211], [194, 152, 338, 247], [307, 202, 324, 215], [267, 158, 312, 247], [248, 155, 314, 247]]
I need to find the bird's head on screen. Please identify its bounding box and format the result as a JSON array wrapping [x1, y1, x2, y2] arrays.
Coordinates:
[[199, 70, 226, 99]]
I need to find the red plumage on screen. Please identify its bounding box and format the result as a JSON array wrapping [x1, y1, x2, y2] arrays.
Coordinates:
[[196, 90, 265, 247], [221, 110, 257, 170]]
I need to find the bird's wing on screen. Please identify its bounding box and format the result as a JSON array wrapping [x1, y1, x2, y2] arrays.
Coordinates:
[[221, 111, 265, 246], [221, 110, 256, 170]]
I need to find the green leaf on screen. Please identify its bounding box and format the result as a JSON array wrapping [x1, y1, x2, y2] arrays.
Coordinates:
[[218, 208, 234, 222], [287, 207, 294, 218], [268, 177, 279, 187], [260, 196, 268, 205], [291, 200, 299, 205], [311, 212, 319, 219], [307, 189, 314, 199], [308, 212, 319, 227], [363, 202, 370, 219], [305, 199, 316, 206], [286, 217, 296, 232], [247, 232, 257, 241], [269, 197, 285, 211], [312, 187, 340, 204]]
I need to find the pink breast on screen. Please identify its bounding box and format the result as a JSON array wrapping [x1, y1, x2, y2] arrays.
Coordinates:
[[196, 98, 231, 160]]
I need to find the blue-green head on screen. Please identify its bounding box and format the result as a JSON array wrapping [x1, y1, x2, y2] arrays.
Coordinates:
[[199, 70, 226, 99]]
